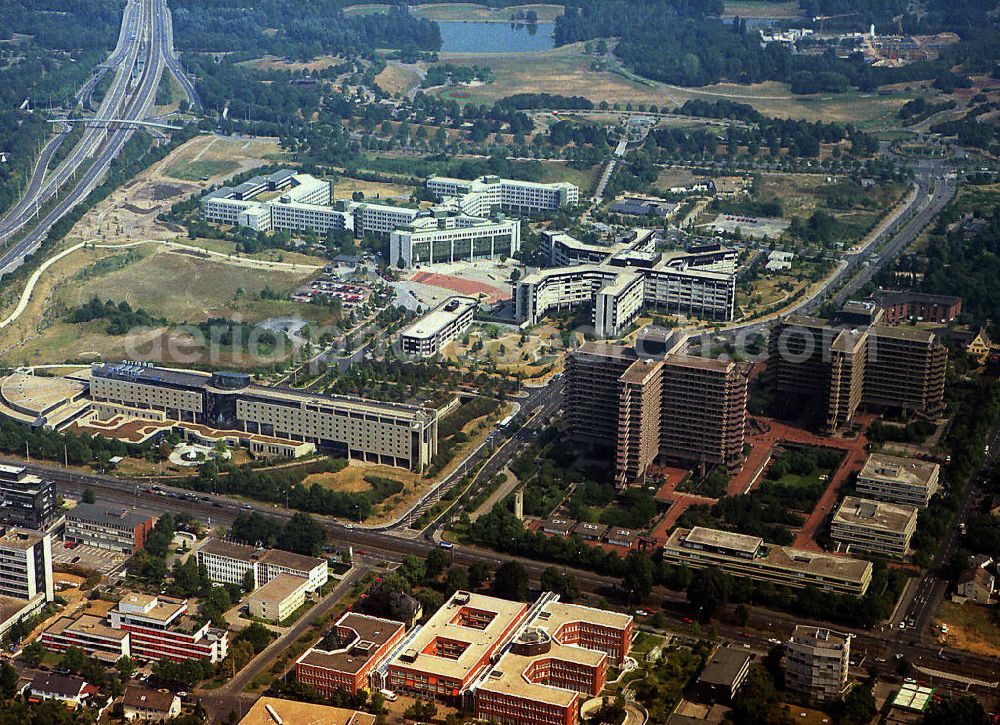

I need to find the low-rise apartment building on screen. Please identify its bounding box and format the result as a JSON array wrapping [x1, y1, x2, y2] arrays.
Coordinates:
[[830, 496, 918, 558], [42, 593, 229, 663], [122, 686, 182, 721], [247, 573, 309, 623], [295, 612, 406, 696], [855, 453, 939, 508], [64, 503, 155, 554], [785, 626, 850, 704], [398, 296, 477, 357], [661, 526, 872, 596], [196, 538, 328, 592]]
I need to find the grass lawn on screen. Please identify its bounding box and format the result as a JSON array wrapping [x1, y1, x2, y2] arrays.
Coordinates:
[[535, 160, 600, 192], [164, 157, 241, 181], [432, 43, 917, 126]]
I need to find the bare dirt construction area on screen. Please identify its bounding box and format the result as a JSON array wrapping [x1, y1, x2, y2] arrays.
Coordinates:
[[330, 176, 414, 203], [75, 134, 287, 244], [935, 601, 1000, 659]]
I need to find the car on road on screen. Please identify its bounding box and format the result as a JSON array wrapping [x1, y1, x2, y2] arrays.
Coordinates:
[[680, 617, 694, 624], [634, 609, 650, 617], [241, 504, 253, 510]]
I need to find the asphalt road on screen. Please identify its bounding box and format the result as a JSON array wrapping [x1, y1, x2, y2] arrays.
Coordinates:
[[0, 0, 171, 279]]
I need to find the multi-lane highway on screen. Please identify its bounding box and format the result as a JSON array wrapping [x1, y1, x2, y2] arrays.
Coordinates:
[[0, 0, 196, 279]]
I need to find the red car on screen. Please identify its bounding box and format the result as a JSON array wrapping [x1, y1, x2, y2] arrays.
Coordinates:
[[680, 617, 694, 624]]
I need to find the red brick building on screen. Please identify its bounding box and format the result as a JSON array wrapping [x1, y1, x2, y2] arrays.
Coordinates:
[[295, 612, 405, 696]]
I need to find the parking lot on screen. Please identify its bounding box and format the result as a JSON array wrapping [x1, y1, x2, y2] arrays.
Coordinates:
[[52, 541, 127, 575]]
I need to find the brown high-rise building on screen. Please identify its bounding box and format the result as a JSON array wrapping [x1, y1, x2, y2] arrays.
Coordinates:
[[568, 341, 749, 484], [566, 343, 639, 450], [768, 306, 947, 433], [616, 358, 665, 484], [661, 355, 749, 471]]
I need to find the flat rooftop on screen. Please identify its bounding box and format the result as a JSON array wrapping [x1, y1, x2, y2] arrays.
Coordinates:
[[832, 496, 918, 532], [790, 625, 850, 649], [250, 573, 308, 604], [399, 296, 477, 341], [668, 528, 872, 584], [476, 640, 603, 706], [239, 697, 376, 725], [297, 612, 404, 675], [388, 591, 528, 683], [118, 593, 186, 623], [698, 646, 750, 687], [859, 453, 939, 487], [46, 613, 128, 642], [541, 601, 633, 634], [683, 526, 763, 555], [198, 538, 324, 572], [66, 502, 153, 529], [0, 528, 44, 550]]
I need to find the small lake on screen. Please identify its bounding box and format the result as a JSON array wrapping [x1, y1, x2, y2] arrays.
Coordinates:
[[437, 21, 556, 54]]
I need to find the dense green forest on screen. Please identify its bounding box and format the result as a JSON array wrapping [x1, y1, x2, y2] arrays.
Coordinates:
[[171, 0, 440, 58]]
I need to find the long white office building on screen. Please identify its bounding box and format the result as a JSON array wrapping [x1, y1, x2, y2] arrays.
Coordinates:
[[201, 170, 331, 231], [427, 175, 579, 213], [389, 215, 520, 268], [399, 296, 478, 357]]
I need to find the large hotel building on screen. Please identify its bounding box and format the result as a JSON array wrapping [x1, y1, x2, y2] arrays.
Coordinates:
[[661, 526, 873, 596], [87, 362, 438, 471], [566, 341, 749, 483], [768, 303, 947, 433]]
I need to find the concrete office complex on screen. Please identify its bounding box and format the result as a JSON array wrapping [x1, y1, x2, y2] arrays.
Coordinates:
[[295, 612, 407, 696], [64, 503, 155, 554], [381, 590, 632, 725], [768, 304, 947, 432], [201, 170, 331, 231], [426, 175, 579, 214], [661, 526, 873, 596], [855, 453, 940, 508], [785, 627, 851, 704], [0, 464, 56, 530], [202, 170, 573, 269], [42, 592, 229, 663], [830, 496, 918, 558], [566, 341, 749, 482], [399, 296, 477, 357], [517, 233, 738, 336], [196, 538, 328, 593], [389, 215, 520, 268], [89, 362, 438, 471], [247, 573, 310, 623]]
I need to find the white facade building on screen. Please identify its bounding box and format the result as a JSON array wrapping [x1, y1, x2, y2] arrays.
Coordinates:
[[426, 175, 578, 213], [399, 296, 478, 357], [389, 215, 520, 267]]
